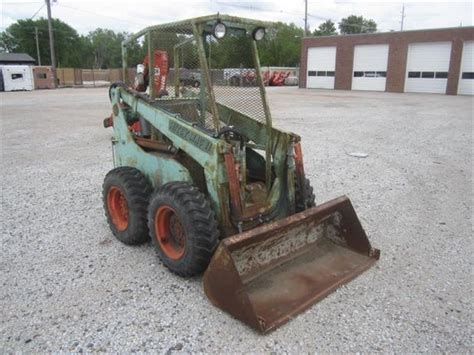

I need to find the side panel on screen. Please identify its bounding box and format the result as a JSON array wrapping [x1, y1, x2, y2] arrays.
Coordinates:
[[112, 105, 192, 189], [118, 89, 218, 169]]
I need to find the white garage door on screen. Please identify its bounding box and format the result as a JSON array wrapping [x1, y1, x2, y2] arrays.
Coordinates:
[[306, 46, 336, 89], [458, 41, 474, 95], [405, 42, 452, 94], [352, 44, 389, 91]]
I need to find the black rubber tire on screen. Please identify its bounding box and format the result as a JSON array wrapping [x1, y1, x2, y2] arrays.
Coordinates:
[[103, 167, 152, 245], [148, 182, 219, 277], [295, 178, 316, 212]]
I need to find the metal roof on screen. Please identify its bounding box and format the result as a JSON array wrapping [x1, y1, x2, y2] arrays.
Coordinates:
[[0, 53, 36, 63]]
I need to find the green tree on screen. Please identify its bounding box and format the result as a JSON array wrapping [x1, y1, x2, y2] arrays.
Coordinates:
[[258, 22, 304, 67], [208, 34, 253, 69], [313, 20, 337, 36], [78, 35, 94, 68], [127, 38, 146, 68], [87, 28, 127, 69], [338, 15, 377, 34], [0, 18, 86, 67]]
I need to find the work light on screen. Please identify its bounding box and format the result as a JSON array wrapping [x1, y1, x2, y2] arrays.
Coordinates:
[[213, 21, 227, 39], [252, 27, 265, 41]]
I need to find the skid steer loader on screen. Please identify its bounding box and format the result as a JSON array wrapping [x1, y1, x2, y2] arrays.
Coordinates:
[[102, 14, 380, 333]]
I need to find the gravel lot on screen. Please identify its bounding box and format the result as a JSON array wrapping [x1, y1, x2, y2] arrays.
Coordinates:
[[1, 87, 472, 353]]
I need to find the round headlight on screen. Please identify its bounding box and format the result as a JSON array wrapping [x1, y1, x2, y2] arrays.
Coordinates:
[[213, 22, 227, 39], [252, 27, 265, 41]]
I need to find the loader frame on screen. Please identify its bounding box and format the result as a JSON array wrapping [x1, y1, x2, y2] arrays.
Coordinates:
[[105, 14, 380, 333], [112, 14, 303, 236]]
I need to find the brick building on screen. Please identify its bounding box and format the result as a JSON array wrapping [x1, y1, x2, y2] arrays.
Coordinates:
[[299, 27, 474, 95]]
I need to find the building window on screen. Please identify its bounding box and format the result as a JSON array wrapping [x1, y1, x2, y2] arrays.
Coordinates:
[[36, 73, 47, 79], [354, 71, 386, 78], [435, 72, 448, 79], [310, 71, 335, 77], [408, 71, 449, 79], [462, 72, 474, 79], [11, 73, 23, 80], [421, 72, 435, 78]]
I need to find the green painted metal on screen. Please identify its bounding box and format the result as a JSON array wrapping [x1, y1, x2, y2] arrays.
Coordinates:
[[116, 89, 220, 169], [147, 32, 155, 99], [121, 43, 127, 84], [250, 39, 273, 190], [192, 22, 221, 133], [106, 15, 379, 335], [110, 91, 193, 188]]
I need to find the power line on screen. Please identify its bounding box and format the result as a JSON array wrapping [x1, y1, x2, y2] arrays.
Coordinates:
[[2, 1, 42, 4], [30, 3, 45, 19], [57, 3, 148, 26], [0, 24, 81, 35], [213, 1, 326, 21]]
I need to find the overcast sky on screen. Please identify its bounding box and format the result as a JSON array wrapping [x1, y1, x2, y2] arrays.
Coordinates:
[[1, 0, 473, 35]]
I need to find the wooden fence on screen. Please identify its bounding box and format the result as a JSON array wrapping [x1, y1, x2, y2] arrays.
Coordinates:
[[54, 67, 298, 87], [55, 68, 137, 87]]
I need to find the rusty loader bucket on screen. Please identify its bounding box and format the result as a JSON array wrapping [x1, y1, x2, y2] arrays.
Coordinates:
[[203, 196, 380, 333]]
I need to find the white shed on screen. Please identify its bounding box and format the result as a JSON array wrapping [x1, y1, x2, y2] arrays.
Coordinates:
[[0, 65, 34, 92]]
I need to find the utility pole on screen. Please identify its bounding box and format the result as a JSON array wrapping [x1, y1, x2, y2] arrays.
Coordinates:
[[45, 0, 57, 87], [304, 0, 308, 36], [400, 3, 406, 31], [34, 27, 41, 66]]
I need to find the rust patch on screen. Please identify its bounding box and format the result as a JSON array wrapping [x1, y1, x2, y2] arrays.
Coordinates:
[[203, 195, 380, 333]]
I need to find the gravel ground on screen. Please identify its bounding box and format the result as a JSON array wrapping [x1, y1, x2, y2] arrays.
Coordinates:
[[1, 87, 472, 353]]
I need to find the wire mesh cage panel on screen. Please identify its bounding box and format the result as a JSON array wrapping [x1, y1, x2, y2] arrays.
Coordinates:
[[148, 24, 213, 128], [127, 18, 269, 135], [206, 33, 267, 126]]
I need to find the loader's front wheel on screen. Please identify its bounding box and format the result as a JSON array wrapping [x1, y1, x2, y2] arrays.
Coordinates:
[[295, 178, 316, 212], [103, 167, 152, 245], [148, 182, 219, 277]]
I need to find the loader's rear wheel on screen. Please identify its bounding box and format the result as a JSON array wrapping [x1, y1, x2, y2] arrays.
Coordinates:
[[148, 182, 219, 276], [154, 205, 186, 260], [295, 178, 316, 212], [103, 167, 152, 245]]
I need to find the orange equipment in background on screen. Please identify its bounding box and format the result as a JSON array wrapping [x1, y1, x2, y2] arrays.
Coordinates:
[[135, 50, 169, 95]]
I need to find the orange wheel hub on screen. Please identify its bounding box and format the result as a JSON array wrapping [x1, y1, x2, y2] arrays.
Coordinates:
[[155, 206, 186, 260], [107, 186, 129, 231]]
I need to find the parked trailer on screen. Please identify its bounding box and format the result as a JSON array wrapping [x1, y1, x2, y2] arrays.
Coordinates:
[[0, 65, 34, 92], [32, 66, 55, 89]]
